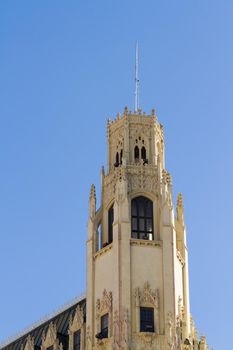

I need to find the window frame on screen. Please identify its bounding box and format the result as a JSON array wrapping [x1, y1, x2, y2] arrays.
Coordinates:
[[73, 330, 81, 350], [131, 196, 154, 240]]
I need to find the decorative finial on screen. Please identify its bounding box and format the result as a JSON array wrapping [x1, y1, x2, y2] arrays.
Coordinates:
[[89, 184, 96, 219], [177, 192, 184, 208], [176, 192, 184, 223], [89, 184, 96, 199], [124, 106, 128, 115], [166, 172, 172, 186], [152, 108, 155, 116]]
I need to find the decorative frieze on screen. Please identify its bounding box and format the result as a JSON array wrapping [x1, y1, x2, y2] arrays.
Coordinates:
[[103, 165, 159, 206]]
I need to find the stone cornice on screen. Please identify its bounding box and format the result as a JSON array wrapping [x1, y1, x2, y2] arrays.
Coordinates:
[[130, 239, 162, 247]]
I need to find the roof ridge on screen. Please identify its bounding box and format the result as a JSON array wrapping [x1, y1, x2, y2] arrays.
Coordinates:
[[0, 293, 86, 349]]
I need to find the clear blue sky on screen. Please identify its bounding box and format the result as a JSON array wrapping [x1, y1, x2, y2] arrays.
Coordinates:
[[0, 1, 232, 349]]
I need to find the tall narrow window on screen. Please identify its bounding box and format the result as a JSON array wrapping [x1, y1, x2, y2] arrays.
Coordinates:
[[134, 146, 139, 162], [140, 307, 154, 332], [73, 330, 81, 350], [97, 223, 102, 251], [108, 205, 114, 244], [131, 196, 153, 240], [101, 313, 109, 338], [141, 146, 146, 160]]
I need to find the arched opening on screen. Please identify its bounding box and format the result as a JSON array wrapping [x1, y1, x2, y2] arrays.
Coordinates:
[[131, 196, 153, 240], [115, 152, 119, 167], [141, 146, 146, 160], [97, 223, 102, 251], [134, 146, 139, 162], [108, 204, 114, 244]]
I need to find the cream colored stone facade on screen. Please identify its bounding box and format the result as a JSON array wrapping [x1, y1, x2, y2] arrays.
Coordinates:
[[86, 107, 209, 350]]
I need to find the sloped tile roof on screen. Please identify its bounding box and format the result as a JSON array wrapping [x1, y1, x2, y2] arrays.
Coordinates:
[[0, 295, 86, 350]]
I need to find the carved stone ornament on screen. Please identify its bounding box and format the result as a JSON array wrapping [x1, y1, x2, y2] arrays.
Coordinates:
[[166, 312, 176, 350], [121, 308, 130, 350], [41, 322, 63, 350], [86, 326, 92, 350], [112, 309, 130, 350], [103, 165, 158, 207], [129, 123, 151, 139], [135, 282, 159, 308], [133, 333, 165, 350], [69, 305, 84, 332], [113, 310, 120, 350], [96, 289, 112, 315], [21, 335, 34, 350]]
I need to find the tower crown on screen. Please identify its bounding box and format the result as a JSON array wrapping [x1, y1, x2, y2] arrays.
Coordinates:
[[107, 107, 165, 173], [85, 107, 201, 350]]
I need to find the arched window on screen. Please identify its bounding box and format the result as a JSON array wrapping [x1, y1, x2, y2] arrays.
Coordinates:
[[141, 146, 146, 160], [108, 205, 114, 244], [134, 146, 139, 162], [131, 196, 153, 240]]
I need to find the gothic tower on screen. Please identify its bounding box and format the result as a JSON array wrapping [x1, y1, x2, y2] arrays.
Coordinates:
[[86, 107, 203, 350]]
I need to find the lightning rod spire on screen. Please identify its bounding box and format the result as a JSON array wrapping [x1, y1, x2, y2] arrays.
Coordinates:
[[134, 41, 139, 112]]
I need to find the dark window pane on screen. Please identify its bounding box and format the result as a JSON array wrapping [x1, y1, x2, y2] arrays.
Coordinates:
[[74, 330, 81, 350], [47, 347, 53, 350], [139, 203, 145, 216], [140, 307, 154, 332], [146, 202, 152, 217], [132, 218, 137, 231], [101, 313, 109, 338], [132, 201, 137, 216], [139, 218, 145, 231]]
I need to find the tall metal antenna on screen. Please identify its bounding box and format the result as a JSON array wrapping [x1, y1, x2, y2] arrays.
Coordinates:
[[134, 41, 139, 112]]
